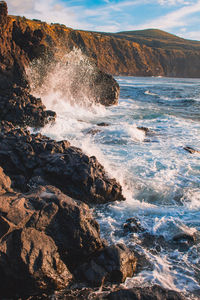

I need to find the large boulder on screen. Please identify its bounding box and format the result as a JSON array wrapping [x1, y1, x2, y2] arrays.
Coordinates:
[[0, 166, 12, 194], [0, 121, 124, 204], [0, 185, 104, 268], [0, 184, 105, 296], [25, 185, 105, 268], [91, 70, 120, 106], [0, 227, 72, 297], [75, 244, 137, 286]]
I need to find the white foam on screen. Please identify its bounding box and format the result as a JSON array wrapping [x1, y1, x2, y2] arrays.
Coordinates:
[[125, 124, 146, 142]]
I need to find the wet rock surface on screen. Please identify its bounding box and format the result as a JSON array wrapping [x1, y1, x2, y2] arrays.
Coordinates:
[[0, 121, 124, 204], [183, 146, 200, 154], [75, 244, 137, 286], [0, 184, 104, 296], [123, 217, 145, 233], [0, 85, 56, 127], [0, 227, 72, 297]]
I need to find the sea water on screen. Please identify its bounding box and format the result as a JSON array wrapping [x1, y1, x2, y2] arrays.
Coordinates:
[[31, 71, 200, 295]]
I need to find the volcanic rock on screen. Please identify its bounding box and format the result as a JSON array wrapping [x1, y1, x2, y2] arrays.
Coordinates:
[[0, 227, 72, 297], [183, 146, 200, 154], [75, 244, 137, 286], [0, 121, 124, 203], [91, 70, 120, 106], [0, 184, 105, 296], [123, 217, 145, 233], [25, 185, 104, 268], [0, 166, 12, 194], [0, 1, 7, 24], [0, 85, 56, 127]]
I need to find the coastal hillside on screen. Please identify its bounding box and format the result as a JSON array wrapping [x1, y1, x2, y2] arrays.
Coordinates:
[[1, 7, 200, 79]]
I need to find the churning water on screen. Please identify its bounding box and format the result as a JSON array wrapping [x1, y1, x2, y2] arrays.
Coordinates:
[[28, 54, 200, 296]]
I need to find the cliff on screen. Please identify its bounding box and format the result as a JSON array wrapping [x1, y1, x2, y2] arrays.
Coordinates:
[[1, 3, 200, 80]]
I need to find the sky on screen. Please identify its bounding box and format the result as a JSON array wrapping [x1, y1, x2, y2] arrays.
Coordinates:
[[6, 0, 200, 40]]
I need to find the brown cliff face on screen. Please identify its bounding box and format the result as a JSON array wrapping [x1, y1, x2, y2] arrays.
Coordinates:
[[1, 3, 200, 82]]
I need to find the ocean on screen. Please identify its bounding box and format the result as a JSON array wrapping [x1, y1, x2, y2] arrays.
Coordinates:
[[34, 74, 200, 296]]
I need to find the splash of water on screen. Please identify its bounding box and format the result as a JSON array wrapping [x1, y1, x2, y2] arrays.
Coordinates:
[[26, 47, 100, 108]]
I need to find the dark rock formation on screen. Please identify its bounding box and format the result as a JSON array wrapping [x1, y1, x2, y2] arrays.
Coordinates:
[[0, 180, 136, 297], [0, 166, 12, 194], [26, 185, 104, 268], [97, 122, 110, 127], [123, 217, 145, 233], [0, 85, 56, 127], [91, 70, 120, 106], [183, 146, 200, 154], [0, 227, 72, 297], [0, 121, 124, 204], [106, 285, 186, 300], [0, 1, 7, 24], [86, 128, 102, 135], [0, 183, 105, 296], [76, 244, 137, 286]]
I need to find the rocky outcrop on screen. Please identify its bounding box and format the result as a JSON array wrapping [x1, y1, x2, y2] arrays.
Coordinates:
[[76, 244, 137, 286], [0, 227, 72, 297], [0, 85, 56, 127], [0, 166, 12, 194], [0, 121, 124, 203], [0, 1, 7, 24], [0, 177, 134, 297], [0, 184, 104, 296]]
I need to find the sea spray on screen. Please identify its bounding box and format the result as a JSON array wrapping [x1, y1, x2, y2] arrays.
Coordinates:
[[26, 48, 99, 107]]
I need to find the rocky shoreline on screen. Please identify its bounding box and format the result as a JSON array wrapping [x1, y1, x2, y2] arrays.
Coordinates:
[[0, 2, 191, 299]]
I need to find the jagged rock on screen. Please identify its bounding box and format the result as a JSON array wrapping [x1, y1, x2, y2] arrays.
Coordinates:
[[97, 122, 110, 127], [0, 85, 56, 127], [91, 70, 120, 106], [0, 1, 7, 24], [0, 184, 106, 296], [184, 146, 200, 154], [0, 227, 72, 297], [123, 217, 145, 233], [0, 166, 12, 194], [0, 121, 125, 203], [75, 244, 137, 286], [172, 233, 197, 244], [106, 285, 186, 300], [0, 185, 104, 267], [86, 128, 102, 135], [25, 185, 104, 268]]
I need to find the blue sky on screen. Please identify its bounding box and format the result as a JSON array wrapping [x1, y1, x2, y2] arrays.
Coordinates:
[[6, 0, 200, 40]]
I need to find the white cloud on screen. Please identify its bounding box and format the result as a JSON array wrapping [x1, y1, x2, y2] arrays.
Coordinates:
[[178, 30, 200, 39], [158, 0, 193, 5], [131, 0, 200, 30]]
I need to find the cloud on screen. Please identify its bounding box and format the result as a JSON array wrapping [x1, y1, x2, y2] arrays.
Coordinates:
[[131, 0, 200, 30], [158, 0, 193, 5]]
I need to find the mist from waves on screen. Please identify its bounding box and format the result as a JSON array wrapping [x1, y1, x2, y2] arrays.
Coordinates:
[[27, 55, 200, 296]]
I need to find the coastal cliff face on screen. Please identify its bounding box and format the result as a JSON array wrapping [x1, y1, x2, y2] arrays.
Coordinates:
[[1, 2, 200, 80]]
